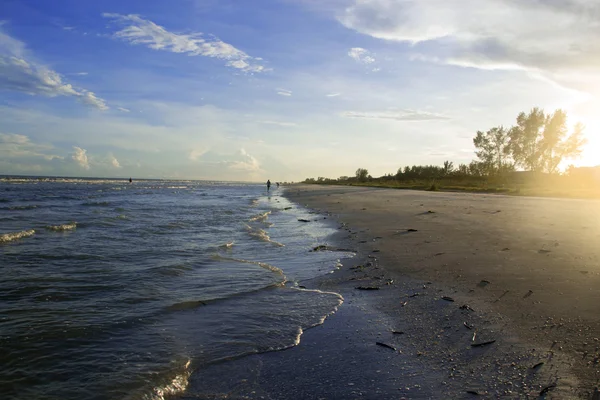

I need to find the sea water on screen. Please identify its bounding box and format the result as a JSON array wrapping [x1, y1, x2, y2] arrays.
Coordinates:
[[0, 178, 349, 400]]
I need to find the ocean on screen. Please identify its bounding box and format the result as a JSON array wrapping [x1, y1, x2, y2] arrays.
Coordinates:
[[0, 177, 349, 400]]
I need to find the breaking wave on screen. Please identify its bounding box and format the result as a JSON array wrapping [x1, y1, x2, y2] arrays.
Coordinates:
[[244, 224, 284, 247], [0, 229, 35, 243], [141, 360, 191, 400], [249, 211, 271, 222], [45, 222, 77, 231], [213, 254, 286, 277]]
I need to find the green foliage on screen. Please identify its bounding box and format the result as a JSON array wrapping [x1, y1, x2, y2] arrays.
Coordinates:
[[303, 106, 594, 196], [473, 126, 512, 175], [355, 168, 369, 182], [508, 108, 586, 173]]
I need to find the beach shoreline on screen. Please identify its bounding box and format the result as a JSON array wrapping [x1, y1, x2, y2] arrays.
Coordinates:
[[182, 185, 600, 399]]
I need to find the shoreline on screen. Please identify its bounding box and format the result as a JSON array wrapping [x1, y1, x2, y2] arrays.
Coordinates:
[[287, 184, 600, 398], [181, 185, 599, 399], [302, 182, 600, 200]]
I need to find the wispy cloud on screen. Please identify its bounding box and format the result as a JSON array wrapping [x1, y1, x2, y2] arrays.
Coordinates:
[[342, 109, 450, 121], [326, 93, 341, 97], [189, 148, 207, 161], [276, 88, 292, 96], [103, 13, 267, 73], [257, 120, 298, 127], [338, 0, 600, 93], [0, 28, 108, 109], [0, 132, 62, 160], [348, 47, 375, 64], [117, 107, 130, 113]]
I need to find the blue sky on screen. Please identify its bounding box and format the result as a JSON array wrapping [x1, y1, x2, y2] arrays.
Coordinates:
[[1, 0, 598, 181]]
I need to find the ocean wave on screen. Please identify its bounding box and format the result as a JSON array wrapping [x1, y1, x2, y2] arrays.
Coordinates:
[[0, 229, 35, 243], [1, 205, 38, 210], [249, 211, 270, 222], [219, 241, 234, 249], [244, 224, 284, 247], [45, 222, 77, 231], [145, 360, 192, 400], [82, 201, 110, 207], [214, 255, 285, 277], [150, 263, 193, 277]]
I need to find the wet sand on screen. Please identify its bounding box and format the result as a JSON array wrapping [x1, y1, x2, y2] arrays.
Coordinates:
[[183, 185, 600, 399]]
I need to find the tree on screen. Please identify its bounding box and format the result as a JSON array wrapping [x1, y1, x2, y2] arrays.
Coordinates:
[[355, 168, 369, 182], [508, 108, 586, 173], [540, 113, 586, 173], [473, 126, 511, 175], [456, 163, 469, 177], [442, 160, 454, 176], [508, 108, 546, 171]]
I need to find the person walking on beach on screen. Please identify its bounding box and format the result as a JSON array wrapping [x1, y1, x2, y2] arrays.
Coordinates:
[[266, 180, 271, 191]]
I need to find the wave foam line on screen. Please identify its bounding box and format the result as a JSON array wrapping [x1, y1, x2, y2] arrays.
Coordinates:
[[45, 222, 77, 231], [249, 211, 271, 222], [219, 241, 234, 249], [244, 224, 284, 247], [0, 229, 35, 243], [148, 360, 191, 400], [213, 254, 286, 279]]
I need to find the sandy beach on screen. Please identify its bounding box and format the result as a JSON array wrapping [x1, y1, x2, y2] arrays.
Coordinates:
[[182, 185, 600, 399]]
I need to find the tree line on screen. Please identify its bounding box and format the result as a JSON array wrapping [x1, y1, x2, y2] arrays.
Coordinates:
[[305, 107, 589, 184]]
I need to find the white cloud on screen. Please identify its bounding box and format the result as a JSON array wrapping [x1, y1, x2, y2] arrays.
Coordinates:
[[71, 146, 90, 169], [342, 109, 450, 121], [109, 154, 121, 168], [348, 47, 375, 64], [72, 72, 88, 76], [228, 148, 261, 172], [0, 28, 108, 109], [326, 93, 341, 97], [257, 120, 298, 127], [117, 107, 130, 113], [103, 13, 267, 73], [0, 132, 62, 160], [189, 148, 207, 160], [338, 0, 600, 94], [276, 88, 292, 96], [79, 90, 108, 110]]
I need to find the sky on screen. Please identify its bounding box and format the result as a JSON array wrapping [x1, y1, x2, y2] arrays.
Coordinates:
[[0, 0, 598, 181]]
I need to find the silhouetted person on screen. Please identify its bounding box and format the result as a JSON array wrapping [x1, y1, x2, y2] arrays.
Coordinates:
[[276, 182, 280, 188], [267, 180, 271, 191], [129, 177, 132, 183]]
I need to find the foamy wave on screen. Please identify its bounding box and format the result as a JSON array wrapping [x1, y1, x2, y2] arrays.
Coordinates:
[[0, 229, 35, 243], [214, 255, 286, 278], [46, 222, 77, 231], [244, 224, 284, 247], [249, 211, 271, 222], [136, 360, 191, 400], [219, 241, 234, 249]]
